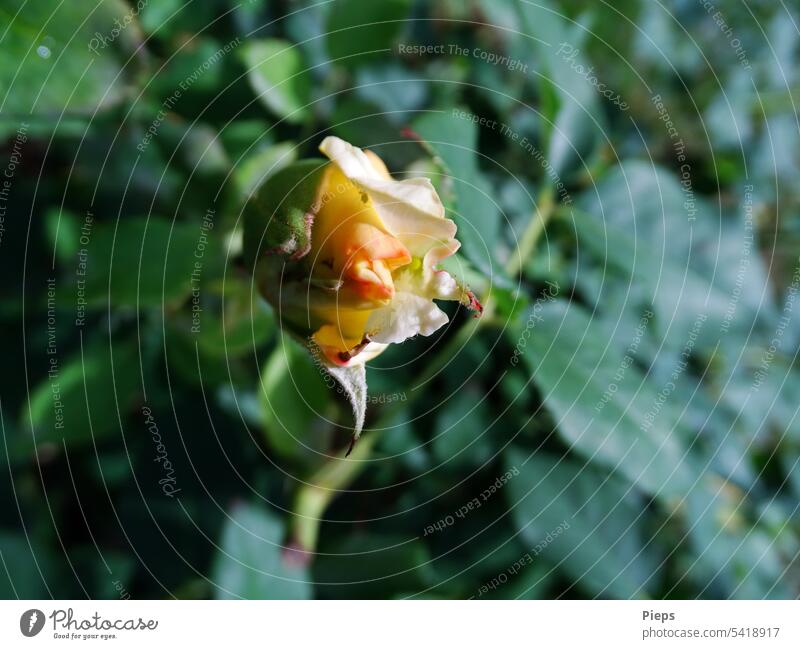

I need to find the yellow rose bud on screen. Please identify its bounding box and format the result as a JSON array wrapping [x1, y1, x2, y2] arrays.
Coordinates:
[[245, 136, 481, 450], [248, 136, 480, 368]]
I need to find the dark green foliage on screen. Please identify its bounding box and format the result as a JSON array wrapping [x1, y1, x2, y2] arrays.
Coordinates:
[[1, 0, 798, 601]]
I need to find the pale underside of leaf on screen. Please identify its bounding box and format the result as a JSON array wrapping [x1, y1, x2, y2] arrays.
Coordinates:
[[323, 361, 367, 455]]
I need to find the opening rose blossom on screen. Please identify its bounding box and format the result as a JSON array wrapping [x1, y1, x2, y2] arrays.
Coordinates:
[[246, 136, 481, 368]]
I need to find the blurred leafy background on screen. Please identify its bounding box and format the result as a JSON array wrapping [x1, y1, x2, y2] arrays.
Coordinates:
[[1, 0, 799, 599]]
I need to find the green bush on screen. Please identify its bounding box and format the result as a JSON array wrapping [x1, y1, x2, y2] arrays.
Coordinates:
[[1, 0, 798, 599]]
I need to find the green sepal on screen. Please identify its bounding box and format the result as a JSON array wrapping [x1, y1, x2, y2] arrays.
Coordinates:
[[243, 158, 328, 269]]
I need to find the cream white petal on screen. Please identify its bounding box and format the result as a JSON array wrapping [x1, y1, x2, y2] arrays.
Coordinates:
[[366, 292, 450, 345], [319, 135, 384, 181], [356, 177, 456, 257], [319, 136, 457, 257]]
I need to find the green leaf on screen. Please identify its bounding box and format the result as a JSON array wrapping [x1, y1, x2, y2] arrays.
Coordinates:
[[432, 387, 492, 469], [138, 0, 183, 37], [0, 0, 130, 119], [355, 64, 428, 120], [313, 533, 431, 598], [220, 120, 274, 160], [573, 162, 773, 349], [513, 0, 601, 174], [148, 37, 230, 98], [239, 39, 311, 124], [519, 299, 699, 498], [164, 277, 274, 387], [548, 98, 600, 179], [683, 478, 795, 598], [326, 0, 411, 68], [177, 123, 229, 176], [233, 141, 298, 201], [81, 217, 219, 309], [330, 96, 399, 149], [413, 110, 499, 272], [325, 362, 367, 447], [212, 503, 311, 599], [258, 335, 334, 463], [0, 533, 53, 598], [570, 205, 729, 351], [575, 162, 698, 256], [44, 208, 81, 267], [194, 279, 274, 358], [505, 448, 659, 598], [21, 342, 140, 449]]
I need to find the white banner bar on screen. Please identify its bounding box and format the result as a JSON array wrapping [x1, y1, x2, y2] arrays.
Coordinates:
[[0, 600, 797, 648]]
